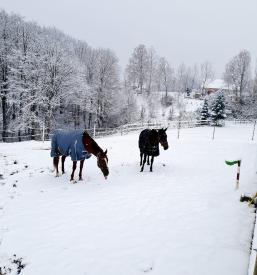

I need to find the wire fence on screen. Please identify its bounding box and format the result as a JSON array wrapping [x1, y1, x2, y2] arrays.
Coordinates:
[[0, 119, 256, 143]]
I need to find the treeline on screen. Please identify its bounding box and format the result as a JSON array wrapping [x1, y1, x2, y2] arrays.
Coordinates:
[[125, 45, 257, 119], [0, 10, 137, 141], [125, 44, 215, 97], [1, 9, 257, 141]]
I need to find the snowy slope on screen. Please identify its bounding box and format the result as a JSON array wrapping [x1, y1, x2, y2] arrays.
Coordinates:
[[135, 93, 202, 120], [0, 124, 257, 275]]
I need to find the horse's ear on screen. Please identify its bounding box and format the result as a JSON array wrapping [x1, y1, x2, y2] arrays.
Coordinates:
[[104, 149, 107, 155], [165, 127, 168, 131]]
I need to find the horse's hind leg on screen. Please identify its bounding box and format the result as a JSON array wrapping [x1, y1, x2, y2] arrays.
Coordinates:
[[147, 155, 150, 165], [79, 160, 84, 181], [61, 156, 66, 174], [53, 157, 60, 177], [70, 161, 77, 182], [140, 154, 147, 172], [150, 156, 154, 172]]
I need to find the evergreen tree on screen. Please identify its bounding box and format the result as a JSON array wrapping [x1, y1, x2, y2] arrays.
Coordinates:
[[198, 98, 209, 124], [210, 92, 226, 125]]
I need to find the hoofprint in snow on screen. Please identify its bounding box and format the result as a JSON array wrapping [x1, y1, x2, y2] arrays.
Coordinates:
[[0, 124, 257, 275]]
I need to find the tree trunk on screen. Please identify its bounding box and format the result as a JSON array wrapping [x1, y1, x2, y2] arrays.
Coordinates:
[[1, 95, 7, 142]]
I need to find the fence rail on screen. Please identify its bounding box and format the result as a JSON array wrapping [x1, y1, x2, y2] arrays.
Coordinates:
[[0, 119, 256, 142]]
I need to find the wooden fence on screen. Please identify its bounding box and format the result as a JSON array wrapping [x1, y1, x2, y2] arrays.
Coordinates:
[[0, 119, 256, 142]]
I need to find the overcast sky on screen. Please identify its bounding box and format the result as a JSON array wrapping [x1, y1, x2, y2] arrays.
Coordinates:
[[1, 0, 257, 76]]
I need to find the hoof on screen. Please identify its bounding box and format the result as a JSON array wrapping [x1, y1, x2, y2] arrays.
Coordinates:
[[70, 179, 77, 184], [55, 172, 60, 177], [79, 178, 83, 181]]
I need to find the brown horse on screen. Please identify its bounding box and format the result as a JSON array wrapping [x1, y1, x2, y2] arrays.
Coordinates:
[[51, 130, 109, 182]]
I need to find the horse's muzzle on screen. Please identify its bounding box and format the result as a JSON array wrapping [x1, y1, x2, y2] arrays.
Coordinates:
[[161, 142, 169, 150], [103, 169, 109, 179]]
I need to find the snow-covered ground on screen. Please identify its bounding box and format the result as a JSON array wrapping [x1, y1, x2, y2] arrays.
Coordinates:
[[0, 123, 257, 275]]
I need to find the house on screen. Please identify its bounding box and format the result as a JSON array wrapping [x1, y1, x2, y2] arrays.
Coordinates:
[[204, 79, 237, 100], [204, 79, 230, 95]]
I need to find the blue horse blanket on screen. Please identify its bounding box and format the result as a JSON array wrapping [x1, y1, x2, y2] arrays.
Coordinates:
[[51, 130, 92, 161]]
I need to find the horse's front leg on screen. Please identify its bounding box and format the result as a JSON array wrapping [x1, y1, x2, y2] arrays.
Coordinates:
[[70, 161, 77, 183], [150, 156, 154, 172], [79, 160, 84, 181], [140, 154, 147, 172], [61, 155, 66, 174], [147, 155, 150, 165], [140, 152, 143, 166], [53, 156, 60, 177]]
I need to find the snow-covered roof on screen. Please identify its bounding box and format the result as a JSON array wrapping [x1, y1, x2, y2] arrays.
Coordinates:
[[206, 79, 229, 90]]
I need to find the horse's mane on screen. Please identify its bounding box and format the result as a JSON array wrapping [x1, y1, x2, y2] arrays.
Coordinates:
[[83, 131, 103, 154]]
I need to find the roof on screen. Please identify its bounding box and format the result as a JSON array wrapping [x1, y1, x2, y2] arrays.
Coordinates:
[[206, 79, 229, 90]]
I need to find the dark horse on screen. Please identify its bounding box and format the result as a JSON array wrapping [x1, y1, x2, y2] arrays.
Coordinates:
[[139, 128, 168, 172], [51, 130, 109, 182]]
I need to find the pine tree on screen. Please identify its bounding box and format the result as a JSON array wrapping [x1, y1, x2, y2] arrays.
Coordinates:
[[198, 98, 209, 124], [210, 92, 226, 125]]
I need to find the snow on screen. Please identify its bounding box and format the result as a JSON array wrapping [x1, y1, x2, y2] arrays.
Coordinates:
[[183, 98, 202, 112], [0, 123, 257, 275], [206, 79, 229, 90], [135, 92, 202, 120]]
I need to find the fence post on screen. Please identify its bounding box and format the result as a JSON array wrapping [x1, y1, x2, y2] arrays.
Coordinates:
[[42, 123, 45, 143], [177, 120, 181, 139], [93, 124, 96, 138], [212, 124, 216, 140], [252, 121, 256, 141]]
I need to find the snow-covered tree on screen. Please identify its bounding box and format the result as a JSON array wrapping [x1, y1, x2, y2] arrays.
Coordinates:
[[0, 10, 21, 140], [93, 48, 120, 127], [0, 9, 127, 141], [198, 98, 209, 124], [210, 92, 226, 125]]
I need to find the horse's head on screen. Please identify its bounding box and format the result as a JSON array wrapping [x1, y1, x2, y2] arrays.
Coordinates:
[[158, 128, 169, 150], [97, 150, 109, 179]]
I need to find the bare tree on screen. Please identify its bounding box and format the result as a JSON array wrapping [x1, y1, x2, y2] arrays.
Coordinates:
[[224, 49, 251, 103], [157, 57, 174, 99], [175, 63, 199, 96], [200, 61, 214, 94], [126, 44, 149, 93], [146, 47, 157, 94], [253, 62, 257, 96]]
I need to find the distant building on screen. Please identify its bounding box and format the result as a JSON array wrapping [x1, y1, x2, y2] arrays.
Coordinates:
[[204, 79, 236, 100], [204, 79, 230, 95]]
